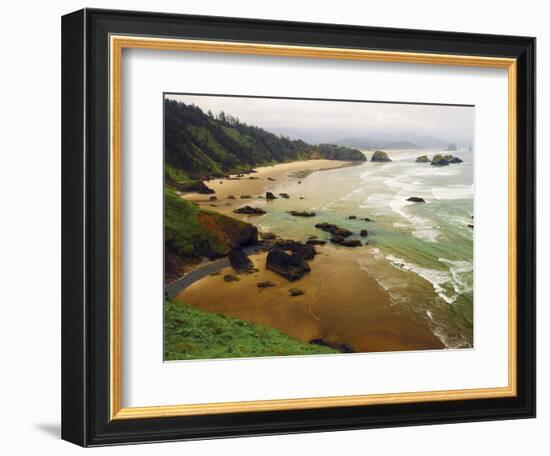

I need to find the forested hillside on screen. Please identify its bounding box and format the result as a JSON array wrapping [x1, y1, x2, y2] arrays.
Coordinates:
[[165, 99, 365, 181]]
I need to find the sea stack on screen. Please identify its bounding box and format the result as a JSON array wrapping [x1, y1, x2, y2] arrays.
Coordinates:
[[370, 150, 392, 162], [415, 155, 431, 163], [431, 154, 450, 166]]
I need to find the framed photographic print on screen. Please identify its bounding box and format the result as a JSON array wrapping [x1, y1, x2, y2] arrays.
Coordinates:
[[61, 8, 536, 447]]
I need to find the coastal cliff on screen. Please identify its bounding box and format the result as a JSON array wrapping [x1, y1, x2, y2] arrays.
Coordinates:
[[165, 188, 258, 282], [164, 99, 365, 183]]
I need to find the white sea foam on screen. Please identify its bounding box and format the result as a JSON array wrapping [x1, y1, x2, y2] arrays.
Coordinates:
[[385, 254, 456, 304], [388, 195, 440, 242], [430, 184, 473, 201], [439, 258, 473, 295], [340, 187, 365, 201]]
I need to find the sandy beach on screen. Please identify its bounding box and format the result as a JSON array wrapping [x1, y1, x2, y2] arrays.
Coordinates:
[[182, 159, 355, 216], [176, 246, 444, 352], [174, 158, 445, 353]]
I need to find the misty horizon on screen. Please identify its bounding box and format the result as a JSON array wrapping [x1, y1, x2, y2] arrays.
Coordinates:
[[165, 94, 474, 148]]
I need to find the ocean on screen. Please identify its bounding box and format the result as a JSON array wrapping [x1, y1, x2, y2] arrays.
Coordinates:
[[249, 149, 474, 349]]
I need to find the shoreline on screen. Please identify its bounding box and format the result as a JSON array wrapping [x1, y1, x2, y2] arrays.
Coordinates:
[[176, 246, 444, 353], [171, 157, 446, 353], [181, 159, 357, 216]]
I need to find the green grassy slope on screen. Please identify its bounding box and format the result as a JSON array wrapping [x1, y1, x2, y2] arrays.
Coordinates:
[[165, 300, 338, 360], [164, 188, 258, 280]]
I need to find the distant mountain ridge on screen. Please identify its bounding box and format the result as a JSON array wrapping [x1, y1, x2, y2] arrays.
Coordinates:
[[165, 99, 365, 180], [334, 133, 452, 150]]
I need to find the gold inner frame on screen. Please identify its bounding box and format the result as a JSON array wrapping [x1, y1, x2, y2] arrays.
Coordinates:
[[109, 35, 518, 420]]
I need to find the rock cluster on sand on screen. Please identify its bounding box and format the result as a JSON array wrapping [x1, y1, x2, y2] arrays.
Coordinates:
[[223, 274, 240, 282], [266, 192, 277, 200], [310, 338, 354, 353], [306, 239, 327, 246], [330, 237, 362, 247], [279, 193, 290, 199], [315, 222, 353, 238], [407, 197, 426, 203], [360, 229, 369, 237], [266, 248, 311, 281], [273, 239, 317, 260], [264, 239, 319, 281], [289, 210, 316, 217], [257, 281, 276, 288], [229, 248, 254, 273], [289, 288, 304, 297], [260, 232, 277, 240], [370, 150, 392, 162], [170, 179, 215, 194], [234, 205, 266, 215]]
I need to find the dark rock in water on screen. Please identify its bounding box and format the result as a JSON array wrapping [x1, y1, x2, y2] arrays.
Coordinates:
[[227, 195, 236, 199], [299, 197, 304, 200], [279, 193, 290, 199], [289, 288, 304, 297], [260, 232, 277, 240], [431, 154, 450, 166], [415, 155, 430, 163], [257, 281, 276, 288], [274, 240, 317, 260], [310, 338, 354, 353], [266, 192, 278, 200], [240, 195, 252, 199], [229, 248, 253, 273], [468, 224, 474, 229], [266, 248, 310, 281], [234, 205, 266, 215], [306, 239, 327, 246], [363, 217, 372, 222], [315, 222, 353, 238], [209, 196, 217, 201], [330, 236, 362, 247], [267, 177, 276, 181], [449, 156, 464, 164], [223, 274, 240, 282], [289, 210, 316, 217], [360, 229, 368, 237], [370, 150, 392, 162], [407, 197, 426, 203], [348, 215, 357, 219]]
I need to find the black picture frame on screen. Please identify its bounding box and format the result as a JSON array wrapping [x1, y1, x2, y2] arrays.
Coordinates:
[[62, 8, 536, 447]]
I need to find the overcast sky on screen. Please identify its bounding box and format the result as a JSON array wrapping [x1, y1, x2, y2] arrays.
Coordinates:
[[166, 94, 474, 146]]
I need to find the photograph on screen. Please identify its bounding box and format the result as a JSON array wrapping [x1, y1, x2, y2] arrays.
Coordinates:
[[163, 94, 474, 361]]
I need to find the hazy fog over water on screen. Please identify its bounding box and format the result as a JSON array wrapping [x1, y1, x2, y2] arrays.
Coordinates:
[[166, 94, 474, 148]]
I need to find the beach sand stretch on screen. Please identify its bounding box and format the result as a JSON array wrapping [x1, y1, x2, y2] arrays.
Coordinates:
[[176, 159, 446, 353]]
